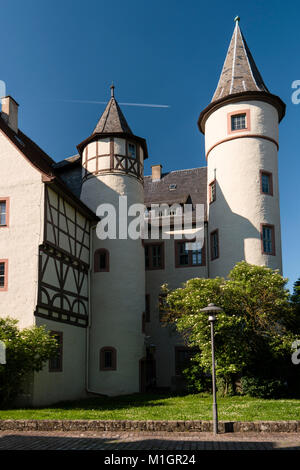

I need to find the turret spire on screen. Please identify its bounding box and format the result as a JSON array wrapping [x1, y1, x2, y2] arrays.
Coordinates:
[[211, 18, 269, 102]]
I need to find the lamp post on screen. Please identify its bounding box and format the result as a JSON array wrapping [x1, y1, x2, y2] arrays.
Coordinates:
[[200, 303, 223, 435]]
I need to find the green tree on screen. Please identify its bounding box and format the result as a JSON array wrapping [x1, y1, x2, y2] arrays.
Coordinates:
[[0, 317, 58, 406], [163, 261, 296, 396]]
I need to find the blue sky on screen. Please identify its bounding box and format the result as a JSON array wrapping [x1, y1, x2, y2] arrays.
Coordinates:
[[1, 0, 299, 291]]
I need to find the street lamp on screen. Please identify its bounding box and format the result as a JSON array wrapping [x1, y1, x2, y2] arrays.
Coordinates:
[[200, 303, 223, 435]]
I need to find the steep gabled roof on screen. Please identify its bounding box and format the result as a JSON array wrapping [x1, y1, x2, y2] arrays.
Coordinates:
[[212, 18, 269, 102]]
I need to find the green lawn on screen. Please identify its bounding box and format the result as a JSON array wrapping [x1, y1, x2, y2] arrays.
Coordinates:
[[1, 392, 300, 421]]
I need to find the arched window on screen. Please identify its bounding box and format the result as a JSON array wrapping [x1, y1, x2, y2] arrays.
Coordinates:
[[94, 249, 109, 272], [100, 347, 117, 371]]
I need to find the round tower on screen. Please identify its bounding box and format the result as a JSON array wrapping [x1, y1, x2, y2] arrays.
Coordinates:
[[198, 18, 285, 279], [78, 85, 148, 395]]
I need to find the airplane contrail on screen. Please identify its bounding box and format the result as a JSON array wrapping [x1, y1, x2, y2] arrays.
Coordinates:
[[60, 99, 170, 108]]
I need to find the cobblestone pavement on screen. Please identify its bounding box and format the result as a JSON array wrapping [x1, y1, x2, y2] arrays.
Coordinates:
[[0, 430, 300, 450]]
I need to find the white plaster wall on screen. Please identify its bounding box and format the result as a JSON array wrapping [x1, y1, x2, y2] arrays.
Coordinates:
[[0, 131, 44, 329], [206, 101, 282, 278], [32, 317, 87, 406], [81, 170, 146, 396]]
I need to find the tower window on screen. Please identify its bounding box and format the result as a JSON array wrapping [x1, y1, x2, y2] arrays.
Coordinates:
[[94, 249, 109, 272], [128, 142, 136, 158], [0, 260, 8, 291], [231, 113, 246, 130], [100, 347, 117, 371], [261, 224, 275, 255], [260, 171, 273, 196], [49, 331, 63, 372], [228, 109, 250, 134], [145, 243, 164, 270], [210, 230, 219, 260], [0, 198, 9, 227], [209, 180, 216, 203]]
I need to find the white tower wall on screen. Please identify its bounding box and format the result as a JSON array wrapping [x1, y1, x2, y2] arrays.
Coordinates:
[[205, 100, 282, 278]]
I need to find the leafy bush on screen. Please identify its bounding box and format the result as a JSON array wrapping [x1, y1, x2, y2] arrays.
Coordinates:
[[240, 376, 287, 398], [0, 317, 58, 406]]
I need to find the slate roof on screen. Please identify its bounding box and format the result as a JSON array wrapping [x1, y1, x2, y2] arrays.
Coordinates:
[[93, 90, 133, 135], [144, 167, 208, 219], [212, 19, 269, 102]]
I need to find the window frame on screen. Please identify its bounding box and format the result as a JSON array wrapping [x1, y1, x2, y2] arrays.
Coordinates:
[[260, 170, 273, 196], [144, 242, 165, 270], [261, 224, 276, 256], [127, 141, 137, 159], [145, 294, 150, 322], [210, 229, 219, 261], [100, 347, 117, 371], [0, 197, 9, 228], [49, 331, 63, 372], [175, 346, 197, 376], [94, 248, 109, 272], [227, 109, 251, 134], [208, 180, 216, 204], [175, 239, 206, 268], [0, 259, 8, 292]]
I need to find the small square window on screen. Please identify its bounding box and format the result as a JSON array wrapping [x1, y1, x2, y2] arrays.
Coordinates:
[[100, 347, 117, 370], [128, 143, 136, 158], [231, 114, 246, 131]]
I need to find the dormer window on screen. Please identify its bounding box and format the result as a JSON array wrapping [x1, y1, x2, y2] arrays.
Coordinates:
[[128, 142, 136, 158]]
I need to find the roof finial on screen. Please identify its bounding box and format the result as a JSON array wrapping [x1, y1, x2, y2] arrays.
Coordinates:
[[234, 15, 240, 24], [110, 82, 115, 98]]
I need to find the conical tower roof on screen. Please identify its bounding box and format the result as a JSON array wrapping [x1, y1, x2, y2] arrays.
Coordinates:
[[212, 17, 269, 101], [93, 84, 133, 134]]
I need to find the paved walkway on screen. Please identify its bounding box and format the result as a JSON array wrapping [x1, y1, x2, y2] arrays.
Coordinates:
[[1, 430, 300, 450]]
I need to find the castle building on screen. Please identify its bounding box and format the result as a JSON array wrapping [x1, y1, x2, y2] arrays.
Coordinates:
[[0, 19, 285, 405]]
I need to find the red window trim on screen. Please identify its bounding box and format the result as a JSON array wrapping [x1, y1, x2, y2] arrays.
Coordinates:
[[227, 109, 251, 135], [260, 170, 273, 196], [144, 242, 165, 270], [174, 239, 206, 268], [49, 331, 63, 372], [208, 180, 216, 204], [210, 229, 219, 261], [94, 248, 109, 272], [0, 197, 10, 228], [0, 259, 8, 291], [260, 224, 276, 256], [100, 347, 117, 371]]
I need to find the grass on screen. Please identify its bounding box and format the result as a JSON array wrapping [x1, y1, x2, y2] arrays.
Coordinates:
[[1, 392, 300, 421]]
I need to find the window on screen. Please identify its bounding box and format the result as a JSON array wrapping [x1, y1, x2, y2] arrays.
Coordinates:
[[94, 249, 109, 272], [209, 180, 216, 204], [228, 109, 250, 134], [0, 260, 8, 291], [210, 230, 219, 260], [175, 240, 205, 268], [159, 292, 168, 322], [128, 142, 136, 158], [145, 294, 150, 322], [260, 171, 273, 196], [0, 198, 9, 227], [49, 332, 63, 372], [145, 243, 164, 270], [100, 347, 117, 371], [261, 224, 275, 255], [175, 347, 197, 376], [231, 113, 246, 130]]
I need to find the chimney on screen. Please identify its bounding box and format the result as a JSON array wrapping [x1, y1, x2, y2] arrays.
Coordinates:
[[1, 96, 19, 133], [151, 164, 162, 181]]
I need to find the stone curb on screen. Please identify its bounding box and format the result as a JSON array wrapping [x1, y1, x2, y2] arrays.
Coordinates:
[[0, 420, 299, 433]]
